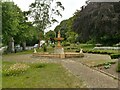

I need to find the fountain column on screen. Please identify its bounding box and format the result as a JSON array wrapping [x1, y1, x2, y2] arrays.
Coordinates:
[[54, 31, 65, 58]]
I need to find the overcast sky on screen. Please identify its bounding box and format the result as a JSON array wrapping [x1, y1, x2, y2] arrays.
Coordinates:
[[12, 0, 87, 32]]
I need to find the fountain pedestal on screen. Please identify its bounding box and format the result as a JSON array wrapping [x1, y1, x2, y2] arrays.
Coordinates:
[[54, 47, 65, 58], [54, 47, 64, 54], [54, 31, 65, 58]]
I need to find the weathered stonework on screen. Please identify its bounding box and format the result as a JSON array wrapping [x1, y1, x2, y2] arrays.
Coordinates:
[[54, 47, 64, 54]]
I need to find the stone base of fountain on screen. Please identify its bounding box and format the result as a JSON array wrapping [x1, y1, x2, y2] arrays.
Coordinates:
[[54, 47, 64, 54], [33, 52, 84, 59]]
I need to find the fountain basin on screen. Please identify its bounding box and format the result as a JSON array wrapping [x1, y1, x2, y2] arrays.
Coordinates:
[[54, 38, 64, 41], [33, 52, 84, 58]]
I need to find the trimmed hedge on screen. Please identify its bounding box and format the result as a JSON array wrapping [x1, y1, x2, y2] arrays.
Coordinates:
[[110, 54, 120, 59], [83, 50, 112, 55], [117, 62, 120, 72]]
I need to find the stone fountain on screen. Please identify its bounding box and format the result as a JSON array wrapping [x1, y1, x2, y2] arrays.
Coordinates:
[[33, 31, 84, 58], [54, 30, 64, 54]]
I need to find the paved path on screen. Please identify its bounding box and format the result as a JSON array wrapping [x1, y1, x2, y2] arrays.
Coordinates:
[[61, 59, 118, 88], [3, 54, 119, 88]]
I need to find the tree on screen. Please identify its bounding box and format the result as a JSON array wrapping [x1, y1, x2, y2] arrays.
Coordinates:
[[2, 1, 36, 52], [2, 2, 21, 52], [28, 0, 64, 47], [45, 30, 55, 44], [14, 21, 36, 50], [66, 31, 78, 43], [54, 16, 77, 43], [72, 2, 120, 45]]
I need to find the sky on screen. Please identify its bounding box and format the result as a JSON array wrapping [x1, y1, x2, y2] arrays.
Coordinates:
[[12, 0, 87, 32]]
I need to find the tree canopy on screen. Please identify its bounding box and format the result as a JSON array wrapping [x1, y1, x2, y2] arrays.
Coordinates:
[[72, 2, 120, 45], [2, 1, 36, 52], [28, 0, 64, 47], [54, 1, 120, 46]]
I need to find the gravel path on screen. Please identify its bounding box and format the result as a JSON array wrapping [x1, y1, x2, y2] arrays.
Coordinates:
[[3, 53, 119, 88]]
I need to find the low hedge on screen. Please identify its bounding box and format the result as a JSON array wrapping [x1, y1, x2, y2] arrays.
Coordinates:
[[83, 50, 112, 55], [110, 54, 120, 59], [116, 62, 120, 72]]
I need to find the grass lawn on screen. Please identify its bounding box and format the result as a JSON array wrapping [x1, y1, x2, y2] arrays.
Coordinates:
[[2, 61, 86, 88], [80, 59, 116, 67]]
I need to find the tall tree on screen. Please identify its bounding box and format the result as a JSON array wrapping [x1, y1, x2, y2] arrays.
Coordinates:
[[28, 0, 64, 47], [54, 16, 77, 42], [2, 2, 21, 52], [45, 30, 55, 44], [73, 2, 120, 45], [2, 1, 36, 52]]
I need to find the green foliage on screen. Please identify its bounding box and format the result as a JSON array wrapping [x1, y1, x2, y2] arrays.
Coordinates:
[[116, 62, 120, 72], [45, 30, 55, 44], [66, 31, 78, 43], [104, 62, 111, 69], [78, 44, 95, 50], [62, 42, 71, 46], [31, 63, 46, 68], [83, 49, 114, 55], [72, 2, 120, 45], [2, 2, 20, 44], [29, 0, 64, 44], [110, 54, 120, 59], [2, 1, 36, 51], [45, 30, 55, 39], [50, 44, 55, 48], [42, 44, 47, 52], [54, 16, 76, 42]]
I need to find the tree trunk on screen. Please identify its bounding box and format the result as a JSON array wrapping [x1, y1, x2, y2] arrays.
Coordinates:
[[22, 41, 26, 50], [7, 37, 14, 53], [38, 39, 41, 48]]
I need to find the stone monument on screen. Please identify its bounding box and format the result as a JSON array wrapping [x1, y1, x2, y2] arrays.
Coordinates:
[[54, 31, 64, 55]]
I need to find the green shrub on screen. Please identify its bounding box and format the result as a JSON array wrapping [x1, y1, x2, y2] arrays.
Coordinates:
[[51, 44, 55, 48], [32, 63, 46, 68], [110, 54, 120, 59], [116, 62, 120, 72], [3, 63, 30, 76], [83, 50, 114, 55], [63, 42, 70, 46], [43, 44, 47, 52]]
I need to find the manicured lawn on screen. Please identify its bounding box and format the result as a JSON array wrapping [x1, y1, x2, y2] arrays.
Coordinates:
[[2, 61, 85, 88]]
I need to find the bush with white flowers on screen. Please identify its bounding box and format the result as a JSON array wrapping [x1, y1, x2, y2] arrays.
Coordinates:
[[3, 63, 30, 76]]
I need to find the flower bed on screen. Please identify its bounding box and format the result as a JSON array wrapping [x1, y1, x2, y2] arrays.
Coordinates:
[[93, 62, 119, 79], [3, 63, 30, 76]]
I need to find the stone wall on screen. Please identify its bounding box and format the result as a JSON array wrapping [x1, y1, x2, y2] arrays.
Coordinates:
[[33, 53, 84, 58]]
